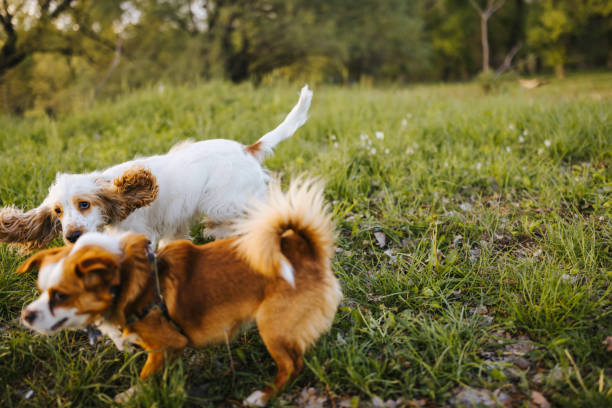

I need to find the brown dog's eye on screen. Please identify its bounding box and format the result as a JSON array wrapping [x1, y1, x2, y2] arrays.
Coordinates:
[[79, 201, 90, 210], [54, 208, 62, 214], [52, 291, 68, 303]]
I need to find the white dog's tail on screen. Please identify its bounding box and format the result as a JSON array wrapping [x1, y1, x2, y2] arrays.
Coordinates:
[[246, 85, 313, 163], [232, 177, 334, 287]]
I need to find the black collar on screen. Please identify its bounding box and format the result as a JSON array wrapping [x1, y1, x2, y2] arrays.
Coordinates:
[[84, 245, 186, 345], [123, 245, 186, 336]]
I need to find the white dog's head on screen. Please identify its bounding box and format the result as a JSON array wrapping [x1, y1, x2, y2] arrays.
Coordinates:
[[0, 166, 158, 249]]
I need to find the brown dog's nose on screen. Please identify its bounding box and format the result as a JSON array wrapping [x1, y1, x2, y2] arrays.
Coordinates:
[[66, 230, 82, 243], [23, 310, 38, 324]]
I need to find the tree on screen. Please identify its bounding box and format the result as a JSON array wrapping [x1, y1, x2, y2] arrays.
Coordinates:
[[201, 0, 340, 82], [0, 1, 123, 79], [1, 0, 72, 77], [0, 1, 129, 113], [469, 0, 506, 74], [527, 0, 612, 78], [330, 0, 430, 82]]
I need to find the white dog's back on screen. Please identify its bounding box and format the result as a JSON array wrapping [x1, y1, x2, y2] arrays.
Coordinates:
[[1, 86, 313, 249], [109, 138, 269, 244]]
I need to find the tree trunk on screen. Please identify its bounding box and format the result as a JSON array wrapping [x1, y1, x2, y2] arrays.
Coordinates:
[[0, 22, 27, 78], [481, 15, 490, 74], [555, 63, 565, 79]]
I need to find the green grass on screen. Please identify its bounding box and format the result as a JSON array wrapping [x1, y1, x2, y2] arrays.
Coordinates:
[[1, 73, 611, 407]]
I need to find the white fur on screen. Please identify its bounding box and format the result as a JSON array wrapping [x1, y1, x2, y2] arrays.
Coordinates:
[[37, 259, 64, 291], [22, 291, 88, 335], [39, 86, 313, 247], [96, 319, 142, 351], [24, 256, 92, 335], [23, 232, 134, 339], [70, 231, 125, 256], [96, 321, 130, 350], [252, 85, 313, 161], [114, 385, 140, 403], [245, 390, 267, 407], [280, 258, 295, 288]]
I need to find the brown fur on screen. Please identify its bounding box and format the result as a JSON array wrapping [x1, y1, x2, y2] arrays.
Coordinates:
[[245, 140, 264, 161], [96, 166, 159, 222], [16, 246, 71, 277], [0, 206, 61, 251], [18, 179, 341, 405]]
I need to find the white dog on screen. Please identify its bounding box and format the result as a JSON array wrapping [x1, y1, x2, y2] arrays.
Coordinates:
[[0, 86, 313, 249]]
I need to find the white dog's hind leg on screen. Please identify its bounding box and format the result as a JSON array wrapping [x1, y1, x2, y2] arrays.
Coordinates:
[[203, 219, 235, 239]]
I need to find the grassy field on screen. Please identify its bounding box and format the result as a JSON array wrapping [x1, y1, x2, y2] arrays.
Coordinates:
[[0, 73, 611, 407]]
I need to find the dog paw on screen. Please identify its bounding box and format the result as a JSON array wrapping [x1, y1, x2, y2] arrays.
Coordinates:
[[244, 390, 267, 407], [114, 385, 139, 403]]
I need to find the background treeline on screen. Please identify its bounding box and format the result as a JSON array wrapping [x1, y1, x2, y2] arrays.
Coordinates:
[[0, 0, 611, 115]]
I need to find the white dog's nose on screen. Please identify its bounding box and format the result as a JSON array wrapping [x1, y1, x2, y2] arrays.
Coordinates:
[[66, 230, 83, 243]]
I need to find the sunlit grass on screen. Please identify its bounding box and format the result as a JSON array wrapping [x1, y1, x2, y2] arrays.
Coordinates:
[[1, 72, 611, 407]]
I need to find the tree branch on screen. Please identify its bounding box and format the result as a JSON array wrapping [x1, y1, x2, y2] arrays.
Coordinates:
[[187, 0, 197, 32], [52, 0, 72, 18], [495, 42, 522, 76], [489, 0, 506, 15], [0, 0, 12, 30], [76, 23, 117, 51], [0, 0, 20, 73], [91, 38, 122, 106], [468, 0, 484, 15], [41, 0, 51, 14]]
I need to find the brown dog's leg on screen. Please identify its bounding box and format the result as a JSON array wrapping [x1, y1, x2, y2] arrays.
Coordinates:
[[245, 331, 304, 406], [140, 350, 166, 380], [128, 310, 189, 380]]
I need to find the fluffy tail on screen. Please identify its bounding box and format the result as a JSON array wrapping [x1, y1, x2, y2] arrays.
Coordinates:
[[247, 85, 313, 163], [232, 177, 334, 286]]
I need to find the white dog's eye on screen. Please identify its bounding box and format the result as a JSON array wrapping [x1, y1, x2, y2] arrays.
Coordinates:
[[79, 201, 90, 210], [54, 208, 62, 214]]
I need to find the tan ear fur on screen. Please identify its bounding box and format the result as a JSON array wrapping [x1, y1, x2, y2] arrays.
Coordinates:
[[109, 234, 152, 324], [74, 253, 120, 289], [96, 166, 159, 222], [16, 247, 68, 274], [0, 206, 61, 250]]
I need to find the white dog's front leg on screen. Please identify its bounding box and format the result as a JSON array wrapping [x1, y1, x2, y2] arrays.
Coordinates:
[[114, 385, 140, 403], [244, 390, 268, 407]]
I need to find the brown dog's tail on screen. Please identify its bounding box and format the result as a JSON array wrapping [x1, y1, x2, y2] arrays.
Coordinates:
[[232, 177, 334, 286]]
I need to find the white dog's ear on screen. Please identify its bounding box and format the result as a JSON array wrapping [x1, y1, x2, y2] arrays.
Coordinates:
[[0, 206, 61, 251], [97, 166, 159, 222]]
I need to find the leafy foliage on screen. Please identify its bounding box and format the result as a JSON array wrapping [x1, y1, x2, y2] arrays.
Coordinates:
[[1, 1, 611, 114]]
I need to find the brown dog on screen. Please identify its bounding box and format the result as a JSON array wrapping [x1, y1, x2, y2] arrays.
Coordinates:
[[18, 178, 342, 406]]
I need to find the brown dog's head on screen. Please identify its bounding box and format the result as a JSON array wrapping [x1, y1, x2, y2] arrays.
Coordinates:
[[18, 232, 150, 334], [0, 166, 158, 250]]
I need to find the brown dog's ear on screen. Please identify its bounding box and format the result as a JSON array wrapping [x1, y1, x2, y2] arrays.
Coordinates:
[[74, 252, 120, 289], [16, 247, 68, 274], [96, 166, 159, 223], [0, 206, 61, 251]]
